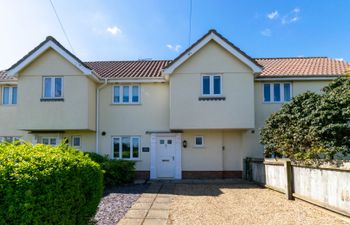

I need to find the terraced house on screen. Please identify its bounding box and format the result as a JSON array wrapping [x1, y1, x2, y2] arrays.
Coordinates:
[[0, 30, 349, 179]]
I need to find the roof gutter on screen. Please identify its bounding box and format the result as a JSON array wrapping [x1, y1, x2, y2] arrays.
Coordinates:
[[0, 81, 18, 84], [96, 78, 108, 154], [255, 76, 340, 81]]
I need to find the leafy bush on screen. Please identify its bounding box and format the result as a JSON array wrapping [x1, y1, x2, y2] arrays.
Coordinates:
[[261, 77, 350, 160], [85, 152, 136, 186], [102, 160, 136, 185], [0, 143, 103, 225], [84, 152, 108, 164]]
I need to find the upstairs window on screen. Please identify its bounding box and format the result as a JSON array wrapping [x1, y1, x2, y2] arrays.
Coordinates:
[[43, 77, 63, 98], [263, 83, 292, 103], [202, 74, 222, 96], [113, 85, 140, 104], [2, 86, 17, 105]]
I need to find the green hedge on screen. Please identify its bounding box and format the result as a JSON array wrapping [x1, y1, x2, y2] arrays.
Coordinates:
[[85, 152, 136, 185], [0, 143, 103, 225]]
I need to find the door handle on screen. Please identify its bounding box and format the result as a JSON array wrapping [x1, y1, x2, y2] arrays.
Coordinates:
[[162, 159, 170, 162], [172, 156, 175, 161]]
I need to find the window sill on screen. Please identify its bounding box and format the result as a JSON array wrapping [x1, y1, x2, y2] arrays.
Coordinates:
[[111, 102, 141, 105], [262, 101, 289, 104], [193, 145, 205, 149], [40, 98, 64, 102], [112, 158, 141, 161], [198, 96, 226, 101], [0, 104, 17, 106]]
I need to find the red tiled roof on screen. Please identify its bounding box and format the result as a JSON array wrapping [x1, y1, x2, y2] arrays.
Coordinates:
[[0, 70, 10, 80], [1, 57, 349, 81], [256, 57, 350, 77], [85, 60, 172, 79]]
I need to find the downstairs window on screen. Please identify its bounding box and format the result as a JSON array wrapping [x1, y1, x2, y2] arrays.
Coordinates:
[[112, 136, 140, 160]]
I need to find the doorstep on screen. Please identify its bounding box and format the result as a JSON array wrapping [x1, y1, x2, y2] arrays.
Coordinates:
[[117, 183, 174, 225]]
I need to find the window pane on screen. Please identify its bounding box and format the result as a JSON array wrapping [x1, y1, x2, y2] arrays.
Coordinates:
[[3, 87, 9, 104], [44, 78, 52, 97], [50, 138, 57, 146], [167, 139, 172, 144], [73, 137, 80, 146], [213, 76, 221, 95], [123, 86, 129, 103], [132, 86, 139, 103], [122, 137, 131, 159], [113, 86, 120, 103], [12, 87, 17, 104], [113, 138, 120, 158], [202, 76, 210, 95], [55, 78, 62, 97], [273, 83, 281, 102], [42, 138, 49, 145], [284, 83, 291, 102], [132, 137, 139, 158], [160, 140, 165, 144], [195, 137, 203, 146], [263, 84, 271, 102]]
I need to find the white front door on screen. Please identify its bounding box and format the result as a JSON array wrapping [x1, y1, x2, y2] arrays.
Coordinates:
[[156, 136, 176, 178]]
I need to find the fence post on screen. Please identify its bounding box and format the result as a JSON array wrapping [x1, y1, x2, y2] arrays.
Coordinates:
[[284, 160, 294, 200]]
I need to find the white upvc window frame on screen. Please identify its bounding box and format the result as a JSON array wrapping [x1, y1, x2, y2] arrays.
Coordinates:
[[41, 137, 59, 146], [2, 86, 17, 105], [0, 136, 21, 143], [263, 82, 292, 103], [72, 136, 81, 148], [194, 136, 204, 148], [111, 136, 140, 160], [112, 85, 140, 104], [201, 74, 222, 96], [42, 76, 64, 99]]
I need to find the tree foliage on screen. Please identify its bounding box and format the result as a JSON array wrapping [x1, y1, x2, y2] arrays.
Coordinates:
[[261, 77, 350, 160]]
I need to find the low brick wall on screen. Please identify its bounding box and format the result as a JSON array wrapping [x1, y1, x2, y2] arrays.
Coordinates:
[[136, 171, 150, 180]]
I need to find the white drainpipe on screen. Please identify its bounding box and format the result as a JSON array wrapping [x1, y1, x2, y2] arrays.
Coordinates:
[[96, 78, 108, 154]]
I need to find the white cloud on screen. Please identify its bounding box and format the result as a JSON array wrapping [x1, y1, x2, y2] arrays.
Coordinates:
[[261, 28, 272, 37], [281, 8, 301, 24], [267, 11, 279, 20], [166, 44, 181, 52], [293, 8, 300, 13], [106, 26, 122, 36]]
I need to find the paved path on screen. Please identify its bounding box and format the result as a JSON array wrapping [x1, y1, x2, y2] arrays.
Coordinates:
[[117, 183, 175, 225]]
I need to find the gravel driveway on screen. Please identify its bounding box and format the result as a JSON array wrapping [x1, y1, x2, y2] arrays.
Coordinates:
[[93, 184, 148, 225], [169, 182, 350, 225]]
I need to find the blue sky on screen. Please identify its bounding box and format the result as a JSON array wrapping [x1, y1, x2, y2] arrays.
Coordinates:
[[0, 0, 349, 69]]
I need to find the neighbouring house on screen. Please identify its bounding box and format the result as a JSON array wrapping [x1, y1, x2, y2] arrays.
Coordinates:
[[0, 29, 349, 179]]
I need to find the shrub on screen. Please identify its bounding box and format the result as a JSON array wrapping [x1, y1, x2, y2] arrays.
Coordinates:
[[102, 160, 136, 185], [85, 152, 136, 186], [84, 152, 108, 164], [261, 77, 350, 160], [0, 142, 103, 225]]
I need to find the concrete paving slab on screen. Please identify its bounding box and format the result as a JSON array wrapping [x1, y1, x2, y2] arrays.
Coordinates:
[[143, 218, 168, 225], [117, 218, 143, 225], [124, 209, 148, 219], [131, 202, 152, 210], [136, 197, 155, 203], [151, 202, 171, 210], [154, 197, 171, 203], [146, 209, 169, 219]]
